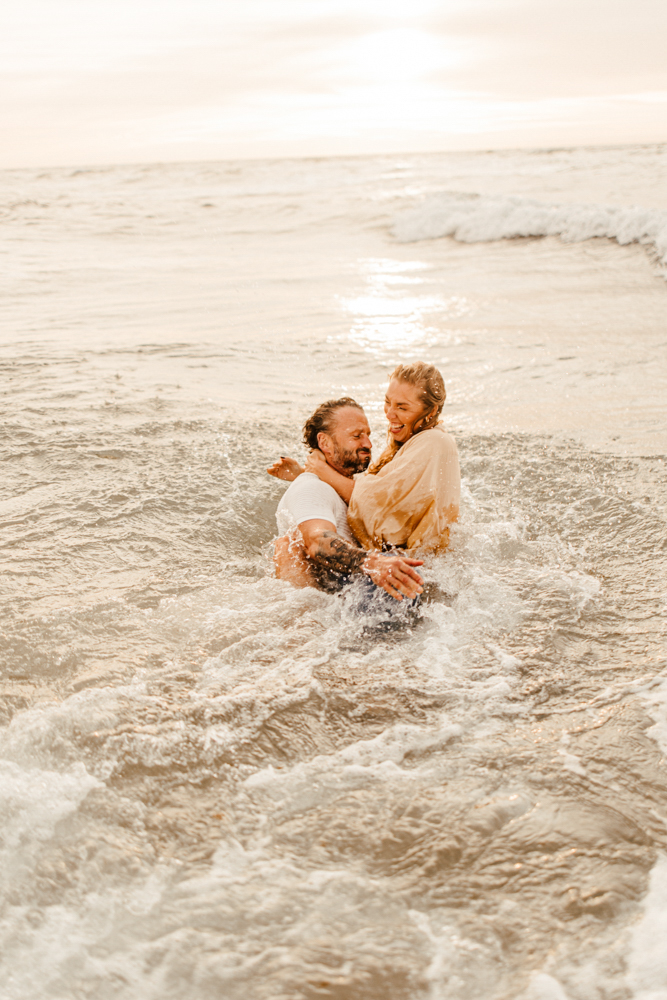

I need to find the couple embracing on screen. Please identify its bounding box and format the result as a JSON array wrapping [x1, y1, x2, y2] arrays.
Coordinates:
[[268, 362, 460, 610]]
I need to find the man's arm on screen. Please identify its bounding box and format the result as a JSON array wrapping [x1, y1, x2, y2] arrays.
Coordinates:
[[299, 519, 423, 601]]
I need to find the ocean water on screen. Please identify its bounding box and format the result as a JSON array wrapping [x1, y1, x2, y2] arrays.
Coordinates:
[[1, 144, 667, 1000]]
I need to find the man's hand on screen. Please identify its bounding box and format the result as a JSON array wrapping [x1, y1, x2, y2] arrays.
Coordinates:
[[362, 551, 424, 601], [267, 456, 304, 482], [299, 522, 424, 602]]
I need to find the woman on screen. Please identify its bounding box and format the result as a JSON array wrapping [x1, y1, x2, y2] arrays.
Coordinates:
[[270, 362, 460, 556]]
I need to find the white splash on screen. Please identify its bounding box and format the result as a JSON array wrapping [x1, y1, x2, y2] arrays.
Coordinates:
[[393, 192, 667, 270]]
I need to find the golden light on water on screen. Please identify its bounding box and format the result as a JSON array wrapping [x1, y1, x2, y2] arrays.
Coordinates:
[[339, 259, 471, 356]]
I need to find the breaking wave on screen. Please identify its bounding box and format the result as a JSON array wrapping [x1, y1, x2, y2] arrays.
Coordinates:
[[393, 192, 667, 270]]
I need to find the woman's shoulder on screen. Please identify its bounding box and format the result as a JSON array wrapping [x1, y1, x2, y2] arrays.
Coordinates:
[[404, 425, 457, 454]]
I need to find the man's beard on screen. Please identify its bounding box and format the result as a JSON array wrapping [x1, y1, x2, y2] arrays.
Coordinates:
[[331, 443, 371, 475]]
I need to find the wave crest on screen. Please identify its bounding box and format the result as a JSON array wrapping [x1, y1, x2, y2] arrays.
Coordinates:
[[392, 192, 667, 268]]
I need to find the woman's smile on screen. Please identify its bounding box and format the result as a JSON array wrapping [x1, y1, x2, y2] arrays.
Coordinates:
[[384, 378, 428, 443]]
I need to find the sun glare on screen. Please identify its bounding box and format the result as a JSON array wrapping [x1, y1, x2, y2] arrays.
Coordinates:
[[324, 27, 468, 88], [337, 259, 471, 358]]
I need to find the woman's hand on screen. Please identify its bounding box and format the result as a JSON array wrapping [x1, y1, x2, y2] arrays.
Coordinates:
[[267, 456, 304, 482], [303, 448, 328, 476], [304, 448, 355, 503]]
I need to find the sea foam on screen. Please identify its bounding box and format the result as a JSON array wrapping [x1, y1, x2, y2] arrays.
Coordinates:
[[393, 192, 667, 269]]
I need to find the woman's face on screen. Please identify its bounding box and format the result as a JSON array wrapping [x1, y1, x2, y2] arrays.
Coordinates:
[[384, 379, 431, 444]]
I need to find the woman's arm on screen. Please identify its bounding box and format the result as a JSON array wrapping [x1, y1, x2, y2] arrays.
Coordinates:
[[304, 449, 355, 504]]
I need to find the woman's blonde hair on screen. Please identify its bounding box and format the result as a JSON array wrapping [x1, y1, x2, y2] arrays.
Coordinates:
[[369, 362, 446, 474]]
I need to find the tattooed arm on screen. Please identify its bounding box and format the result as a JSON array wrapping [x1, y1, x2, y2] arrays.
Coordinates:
[[299, 519, 424, 601]]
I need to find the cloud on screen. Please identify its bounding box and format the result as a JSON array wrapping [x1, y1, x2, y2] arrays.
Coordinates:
[[422, 0, 667, 98], [0, 0, 665, 166]]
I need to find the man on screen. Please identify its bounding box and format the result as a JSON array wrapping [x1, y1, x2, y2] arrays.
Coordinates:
[[268, 397, 423, 602]]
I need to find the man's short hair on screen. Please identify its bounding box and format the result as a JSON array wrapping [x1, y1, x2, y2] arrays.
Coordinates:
[[303, 397, 363, 451]]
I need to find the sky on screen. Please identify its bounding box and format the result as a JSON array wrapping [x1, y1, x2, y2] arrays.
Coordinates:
[[2, 0, 666, 168]]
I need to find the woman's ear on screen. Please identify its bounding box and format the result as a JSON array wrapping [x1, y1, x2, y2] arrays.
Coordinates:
[[414, 406, 437, 432]]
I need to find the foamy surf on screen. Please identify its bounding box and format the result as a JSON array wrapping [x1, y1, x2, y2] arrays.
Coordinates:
[[393, 191, 667, 271], [1, 147, 666, 999]]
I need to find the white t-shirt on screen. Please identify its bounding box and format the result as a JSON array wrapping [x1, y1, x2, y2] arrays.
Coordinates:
[[276, 473, 354, 543]]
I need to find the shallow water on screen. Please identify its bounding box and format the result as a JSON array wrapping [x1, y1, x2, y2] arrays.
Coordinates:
[[1, 146, 667, 999]]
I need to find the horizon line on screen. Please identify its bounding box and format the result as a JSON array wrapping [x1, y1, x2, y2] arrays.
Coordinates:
[[2, 138, 666, 176]]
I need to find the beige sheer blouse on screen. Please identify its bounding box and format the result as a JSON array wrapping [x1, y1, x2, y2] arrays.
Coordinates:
[[347, 425, 460, 554]]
